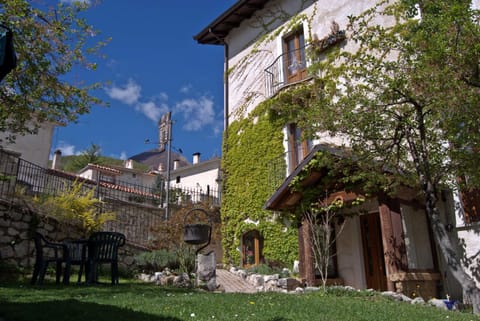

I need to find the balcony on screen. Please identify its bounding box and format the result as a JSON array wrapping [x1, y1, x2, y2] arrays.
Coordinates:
[[264, 30, 346, 97], [264, 44, 310, 97]]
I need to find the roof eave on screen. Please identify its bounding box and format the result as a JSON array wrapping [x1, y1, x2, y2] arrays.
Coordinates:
[[194, 0, 270, 45], [263, 144, 346, 211]]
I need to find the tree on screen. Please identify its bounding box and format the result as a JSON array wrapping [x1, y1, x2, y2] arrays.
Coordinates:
[[0, 0, 108, 143], [302, 0, 480, 313], [65, 143, 104, 172], [303, 195, 346, 291]]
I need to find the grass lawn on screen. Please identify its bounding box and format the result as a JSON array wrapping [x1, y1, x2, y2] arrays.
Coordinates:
[[0, 280, 477, 321]]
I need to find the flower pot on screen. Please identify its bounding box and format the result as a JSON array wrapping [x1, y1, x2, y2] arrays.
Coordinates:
[[184, 223, 211, 245]]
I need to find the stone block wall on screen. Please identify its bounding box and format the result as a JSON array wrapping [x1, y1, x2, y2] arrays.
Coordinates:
[[0, 199, 144, 275], [390, 272, 441, 300]]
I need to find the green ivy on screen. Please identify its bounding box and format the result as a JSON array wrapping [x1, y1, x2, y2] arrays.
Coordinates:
[[222, 101, 298, 266]]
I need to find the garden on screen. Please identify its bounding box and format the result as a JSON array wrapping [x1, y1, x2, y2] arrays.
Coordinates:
[[1, 279, 478, 321]]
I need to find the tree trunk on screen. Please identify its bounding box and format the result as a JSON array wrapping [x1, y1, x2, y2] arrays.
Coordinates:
[[423, 182, 480, 314]]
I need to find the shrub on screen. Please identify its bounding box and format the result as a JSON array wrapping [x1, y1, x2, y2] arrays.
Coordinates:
[[246, 263, 283, 276], [175, 245, 196, 275], [135, 246, 196, 275], [34, 180, 116, 236], [135, 249, 179, 273]]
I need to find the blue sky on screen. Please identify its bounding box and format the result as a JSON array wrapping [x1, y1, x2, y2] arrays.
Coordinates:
[[52, 0, 236, 162]]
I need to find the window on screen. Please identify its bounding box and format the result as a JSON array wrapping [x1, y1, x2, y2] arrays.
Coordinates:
[[283, 28, 307, 84], [288, 123, 312, 171]]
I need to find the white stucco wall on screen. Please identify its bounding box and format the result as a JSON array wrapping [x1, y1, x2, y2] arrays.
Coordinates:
[[226, 0, 383, 125], [0, 122, 56, 168], [451, 189, 480, 289], [169, 160, 221, 197], [401, 205, 434, 269], [336, 215, 366, 289], [78, 167, 157, 188]]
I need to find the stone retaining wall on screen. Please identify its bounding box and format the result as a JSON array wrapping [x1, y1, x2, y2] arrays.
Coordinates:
[[0, 199, 144, 274]]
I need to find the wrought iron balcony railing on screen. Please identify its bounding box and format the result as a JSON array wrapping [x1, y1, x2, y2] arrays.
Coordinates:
[[264, 43, 310, 97]]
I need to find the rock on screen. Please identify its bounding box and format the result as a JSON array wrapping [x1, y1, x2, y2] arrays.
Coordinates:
[[428, 298, 448, 310], [400, 294, 412, 302], [264, 274, 279, 283], [382, 291, 399, 299], [411, 297, 425, 305], [160, 275, 175, 286], [295, 287, 305, 293], [247, 274, 264, 287], [278, 278, 301, 291], [9, 211, 23, 221], [173, 274, 191, 288], [304, 287, 321, 292], [236, 269, 247, 279], [137, 273, 153, 282], [13, 240, 29, 257], [206, 278, 217, 291]]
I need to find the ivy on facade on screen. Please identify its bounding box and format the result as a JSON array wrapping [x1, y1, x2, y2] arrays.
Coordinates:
[[222, 101, 298, 266]]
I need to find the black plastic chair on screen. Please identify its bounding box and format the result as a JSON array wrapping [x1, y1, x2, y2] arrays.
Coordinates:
[[31, 232, 65, 285], [63, 239, 88, 284], [87, 232, 125, 285]]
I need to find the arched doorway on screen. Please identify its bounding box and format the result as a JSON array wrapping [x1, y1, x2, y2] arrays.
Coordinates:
[[242, 230, 264, 267]]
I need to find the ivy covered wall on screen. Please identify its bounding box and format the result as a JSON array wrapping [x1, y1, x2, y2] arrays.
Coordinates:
[[222, 101, 298, 267]]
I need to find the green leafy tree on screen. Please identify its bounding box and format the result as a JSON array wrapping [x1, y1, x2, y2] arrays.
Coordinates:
[[35, 180, 116, 236], [302, 0, 480, 313], [65, 143, 104, 172], [0, 0, 109, 143]]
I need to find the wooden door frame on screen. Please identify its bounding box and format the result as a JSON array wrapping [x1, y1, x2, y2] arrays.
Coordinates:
[[360, 212, 388, 291], [283, 29, 307, 84], [242, 230, 263, 268]]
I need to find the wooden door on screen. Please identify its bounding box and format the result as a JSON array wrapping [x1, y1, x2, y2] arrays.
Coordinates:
[[284, 30, 307, 84], [360, 213, 388, 291]]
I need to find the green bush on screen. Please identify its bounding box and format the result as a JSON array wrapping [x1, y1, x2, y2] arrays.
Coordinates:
[[175, 246, 196, 275], [246, 263, 283, 276], [135, 249, 179, 273], [135, 247, 196, 274]]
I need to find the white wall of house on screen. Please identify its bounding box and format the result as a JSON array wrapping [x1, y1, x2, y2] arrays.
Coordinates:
[[0, 122, 56, 168], [451, 190, 480, 289], [117, 171, 157, 187], [401, 205, 435, 270], [225, 0, 386, 125], [336, 215, 366, 289], [77, 166, 157, 187], [169, 159, 221, 195]]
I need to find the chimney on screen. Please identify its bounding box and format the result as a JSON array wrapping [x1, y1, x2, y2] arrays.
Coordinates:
[[173, 159, 180, 170], [125, 159, 133, 169], [158, 163, 165, 172], [51, 149, 61, 170], [192, 152, 200, 165]]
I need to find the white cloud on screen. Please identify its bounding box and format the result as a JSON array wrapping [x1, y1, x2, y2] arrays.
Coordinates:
[[105, 79, 141, 105], [119, 151, 127, 160], [180, 84, 192, 94], [157, 92, 169, 101], [54, 141, 76, 156], [135, 101, 169, 122], [175, 96, 215, 131]]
